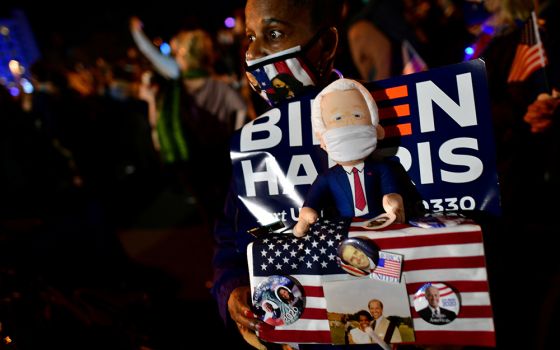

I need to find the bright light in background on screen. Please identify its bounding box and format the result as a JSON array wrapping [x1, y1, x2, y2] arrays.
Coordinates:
[[224, 17, 235, 29], [465, 46, 474, 56], [464, 46, 475, 61], [9, 86, 19, 97], [159, 42, 171, 56], [8, 59, 21, 76], [21, 78, 33, 93]]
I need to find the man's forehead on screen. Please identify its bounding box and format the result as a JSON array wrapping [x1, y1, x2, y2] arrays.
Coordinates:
[[246, 0, 311, 25]]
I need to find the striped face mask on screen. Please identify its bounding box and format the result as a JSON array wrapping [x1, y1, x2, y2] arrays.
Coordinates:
[[244, 30, 324, 107]]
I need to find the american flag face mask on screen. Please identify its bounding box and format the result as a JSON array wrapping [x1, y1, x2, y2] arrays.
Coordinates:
[[244, 29, 324, 107]]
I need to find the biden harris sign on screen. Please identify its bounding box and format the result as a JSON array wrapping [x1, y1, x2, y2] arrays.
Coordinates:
[[230, 60, 500, 228]]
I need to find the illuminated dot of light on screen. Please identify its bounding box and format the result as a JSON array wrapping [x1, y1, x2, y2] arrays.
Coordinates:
[[464, 46, 474, 55], [8, 60, 20, 75], [159, 42, 171, 56], [224, 17, 235, 29], [9, 86, 20, 97], [21, 78, 34, 94]]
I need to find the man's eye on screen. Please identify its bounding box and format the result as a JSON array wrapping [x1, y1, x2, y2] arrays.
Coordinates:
[[246, 34, 256, 43], [353, 113, 363, 118], [269, 30, 284, 40]]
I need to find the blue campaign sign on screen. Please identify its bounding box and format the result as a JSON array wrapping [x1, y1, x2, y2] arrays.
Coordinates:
[[230, 59, 500, 230], [365, 59, 500, 215]]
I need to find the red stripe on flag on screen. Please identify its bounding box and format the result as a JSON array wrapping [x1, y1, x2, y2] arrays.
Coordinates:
[[258, 329, 333, 343], [456, 305, 494, 318], [273, 60, 291, 75], [302, 285, 324, 298], [414, 330, 496, 347], [366, 230, 485, 250], [300, 307, 328, 319], [404, 256, 487, 271]]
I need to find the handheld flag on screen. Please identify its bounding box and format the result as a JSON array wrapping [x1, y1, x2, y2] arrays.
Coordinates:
[[507, 11, 548, 83]]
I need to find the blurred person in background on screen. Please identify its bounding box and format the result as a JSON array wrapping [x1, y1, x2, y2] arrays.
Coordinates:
[[465, 1, 559, 349], [130, 17, 247, 224]]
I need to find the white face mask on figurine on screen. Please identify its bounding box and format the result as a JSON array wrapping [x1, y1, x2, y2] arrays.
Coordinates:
[[311, 78, 383, 166]]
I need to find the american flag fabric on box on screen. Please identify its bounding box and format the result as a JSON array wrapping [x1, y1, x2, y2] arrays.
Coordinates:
[[248, 218, 495, 346], [507, 11, 548, 83]]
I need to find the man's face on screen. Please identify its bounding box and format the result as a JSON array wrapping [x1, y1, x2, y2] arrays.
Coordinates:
[[426, 287, 440, 308], [342, 245, 369, 270], [321, 89, 371, 131], [245, 0, 316, 60], [368, 301, 383, 320]]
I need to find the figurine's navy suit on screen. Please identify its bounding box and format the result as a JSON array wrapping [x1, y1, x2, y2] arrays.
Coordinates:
[[303, 159, 401, 219]]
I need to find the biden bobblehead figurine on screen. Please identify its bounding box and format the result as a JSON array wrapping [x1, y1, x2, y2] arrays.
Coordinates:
[[294, 79, 406, 237]]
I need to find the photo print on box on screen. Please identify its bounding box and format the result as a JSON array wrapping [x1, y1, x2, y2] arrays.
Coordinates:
[[323, 277, 415, 346]]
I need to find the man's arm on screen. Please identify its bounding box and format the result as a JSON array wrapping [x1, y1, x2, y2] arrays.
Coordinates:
[[293, 173, 331, 236], [211, 178, 268, 349], [211, 178, 250, 323], [129, 17, 180, 80]]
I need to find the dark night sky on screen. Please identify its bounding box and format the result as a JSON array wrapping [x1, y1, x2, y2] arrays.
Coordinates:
[[2, 1, 246, 62]]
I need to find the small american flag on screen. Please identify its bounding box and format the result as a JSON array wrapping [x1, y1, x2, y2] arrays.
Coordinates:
[[374, 252, 402, 281], [248, 218, 495, 346], [507, 11, 548, 82]]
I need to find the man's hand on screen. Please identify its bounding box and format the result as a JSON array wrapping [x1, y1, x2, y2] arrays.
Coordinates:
[[228, 286, 267, 350], [293, 206, 318, 237], [523, 89, 560, 133], [382, 193, 405, 223], [129, 16, 143, 32]]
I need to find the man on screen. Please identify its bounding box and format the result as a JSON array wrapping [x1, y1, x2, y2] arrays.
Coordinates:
[[368, 299, 402, 344], [417, 285, 457, 325], [211, 1, 343, 349]]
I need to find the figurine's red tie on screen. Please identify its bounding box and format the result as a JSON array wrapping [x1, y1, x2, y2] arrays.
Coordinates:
[[352, 167, 366, 211]]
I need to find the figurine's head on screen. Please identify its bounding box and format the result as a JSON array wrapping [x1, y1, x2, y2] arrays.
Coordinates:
[[311, 78, 384, 166]]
